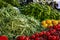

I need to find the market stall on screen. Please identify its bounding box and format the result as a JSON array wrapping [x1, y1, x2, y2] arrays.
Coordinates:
[[0, 0, 60, 40]]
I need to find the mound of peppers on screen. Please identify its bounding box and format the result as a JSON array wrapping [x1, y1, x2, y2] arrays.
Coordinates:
[[41, 19, 60, 28]]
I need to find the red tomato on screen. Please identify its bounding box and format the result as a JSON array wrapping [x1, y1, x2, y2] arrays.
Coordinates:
[[35, 37, 40, 40], [30, 35, 35, 39], [35, 33, 39, 37], [46, 32, 50, 36], [16, 36, 26, 40], [25, 36, 30, 40], [39, 32, 43, 37], [52, 36, 57, 40], [0, 35, 8, 40]]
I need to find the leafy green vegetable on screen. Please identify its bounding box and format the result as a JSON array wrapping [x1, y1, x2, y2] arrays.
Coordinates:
[[0, 0, 9, 8], [4, 0, 20, 7], [0, 0, 20, 7], [0, 4, 44, 40], [20, 3, 60, 21]]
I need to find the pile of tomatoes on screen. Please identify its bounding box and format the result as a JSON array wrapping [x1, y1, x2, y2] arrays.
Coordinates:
[[16, 24, 60, 40], [0, 20, 60, 40]]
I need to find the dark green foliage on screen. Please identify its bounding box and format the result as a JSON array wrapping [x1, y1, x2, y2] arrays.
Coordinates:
[[0, 0, 20, 7], [3, 0, 20, 7], [20, 3, 60, 21], [0, 0, 8, 8], [0, 5, 44, 40]]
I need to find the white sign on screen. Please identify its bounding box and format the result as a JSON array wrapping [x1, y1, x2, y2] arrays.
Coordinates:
[[54, 0, 60, 9]]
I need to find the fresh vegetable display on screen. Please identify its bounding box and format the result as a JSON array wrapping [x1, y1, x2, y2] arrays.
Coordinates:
[[20, 3, 60, 21], [41, 19, 60, 28], [0, 4, 46, 40], [0, 0, 60, 40], [16, 24, 60, 40]]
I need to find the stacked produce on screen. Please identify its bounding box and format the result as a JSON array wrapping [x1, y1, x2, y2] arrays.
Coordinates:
[[20, 3, 60, 21], [41, 19, 60, 28], [0, 1, 60, 40], [0, 4, 45, 40], [16, 24, 60, 40], [0, 23, 60, 40]]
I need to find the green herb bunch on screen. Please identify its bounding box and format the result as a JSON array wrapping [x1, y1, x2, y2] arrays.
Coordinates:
[[20, 3, 60, 21], [0, 5, 44, 40]]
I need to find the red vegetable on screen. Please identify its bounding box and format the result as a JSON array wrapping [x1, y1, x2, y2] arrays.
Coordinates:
[[25, 36, 30, 40], [57, 24, 60, 28], [16, 36, 26, 40], [46, 32, 50, 36], [39, 32, 43, 37], [16, 24, 60, 40], [0, 35, 8, 40], [35, 37, 40, 40], [52, 36, 57, 40], [50, 29, 56, 34], [30, 35, 35, 39], [43, 31, 46, 35], [35, 33, 39, 37]]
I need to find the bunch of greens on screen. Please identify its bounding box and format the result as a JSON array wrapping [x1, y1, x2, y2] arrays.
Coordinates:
[[0, 0, 20, 7], [3, 0, 20, 7], [20, 3, 60, 21], [0, 0, 8, 8], [0, 4, 44, 40]]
